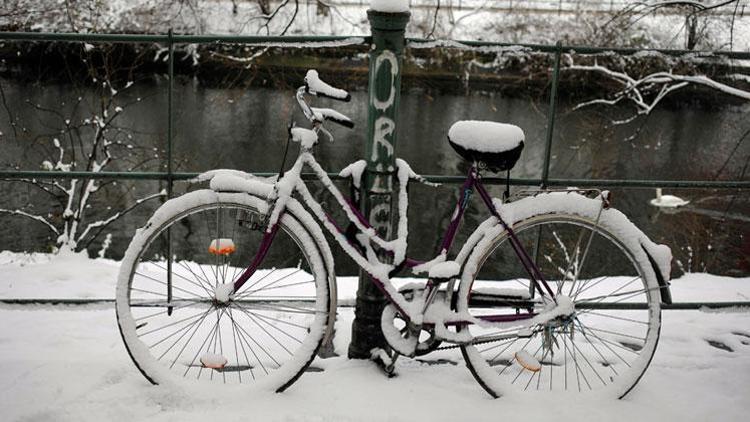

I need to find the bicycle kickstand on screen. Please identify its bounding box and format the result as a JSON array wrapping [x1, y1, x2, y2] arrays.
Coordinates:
[[371, 347, 399, 378]]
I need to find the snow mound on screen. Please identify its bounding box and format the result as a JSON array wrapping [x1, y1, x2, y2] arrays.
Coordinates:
[[370, 0, 410, 13]]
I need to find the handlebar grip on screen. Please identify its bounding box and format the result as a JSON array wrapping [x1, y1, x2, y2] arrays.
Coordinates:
[[305, 69, 351, 102], [328, 115, 355, 129], [311, 107, 355, 129]]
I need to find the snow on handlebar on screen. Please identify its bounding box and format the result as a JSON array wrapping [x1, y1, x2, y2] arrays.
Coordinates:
[[311, 107, 355, 129], [304, 69, 351, 102]]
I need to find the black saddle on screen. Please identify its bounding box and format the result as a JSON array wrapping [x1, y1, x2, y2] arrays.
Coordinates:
[[447, 120, 525, 172]]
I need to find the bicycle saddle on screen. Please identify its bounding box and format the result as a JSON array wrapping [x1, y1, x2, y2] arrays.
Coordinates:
[[447, 120, 525, 172]]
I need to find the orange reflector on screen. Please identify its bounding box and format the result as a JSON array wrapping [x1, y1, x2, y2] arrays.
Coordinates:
[[515, 350, 542, 372], [200, 352, 228, 369], [209, 238, 236, 256]]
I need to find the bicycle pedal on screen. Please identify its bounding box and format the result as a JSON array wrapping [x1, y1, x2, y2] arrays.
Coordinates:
[[514, 350, 541, 372], [208, 238, 236, 255]]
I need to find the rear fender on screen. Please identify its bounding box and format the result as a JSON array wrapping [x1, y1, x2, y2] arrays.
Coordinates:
[[642, 246, 673, 305]]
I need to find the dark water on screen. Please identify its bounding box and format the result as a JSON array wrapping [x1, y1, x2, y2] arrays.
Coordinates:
[[1, 79, 748, 276]]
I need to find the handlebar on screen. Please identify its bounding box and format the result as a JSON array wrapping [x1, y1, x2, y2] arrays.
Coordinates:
[[296, 70, 355, 132], [304, 69, 351, 102]]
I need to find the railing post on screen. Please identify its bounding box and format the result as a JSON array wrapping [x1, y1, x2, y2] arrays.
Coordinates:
[[167, 28, 175, 197], [348, 9, 410, 359], [541, 41, 562, 188], [166, 28, 175, 315]]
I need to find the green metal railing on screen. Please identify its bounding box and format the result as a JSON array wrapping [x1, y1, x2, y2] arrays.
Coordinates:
[[0, 30, 749, 313], [1, 30, 749, 190]]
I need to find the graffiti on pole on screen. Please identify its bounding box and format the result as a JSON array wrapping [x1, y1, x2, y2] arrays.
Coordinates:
[[368, 49, 400, 239]]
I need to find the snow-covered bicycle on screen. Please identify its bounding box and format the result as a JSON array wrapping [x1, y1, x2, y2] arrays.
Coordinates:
[[116, 70, 672, 398]]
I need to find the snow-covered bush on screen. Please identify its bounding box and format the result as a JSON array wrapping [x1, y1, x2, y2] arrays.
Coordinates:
[[0, 43, 167, 254]]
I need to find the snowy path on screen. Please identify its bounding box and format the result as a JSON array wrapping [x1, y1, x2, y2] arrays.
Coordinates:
[[1, 252, 749, 421]]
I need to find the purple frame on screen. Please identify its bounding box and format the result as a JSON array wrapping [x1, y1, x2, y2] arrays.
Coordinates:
[[232, 165, 555, 327]]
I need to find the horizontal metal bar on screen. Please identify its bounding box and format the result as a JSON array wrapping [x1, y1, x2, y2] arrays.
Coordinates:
[[172, 34, 368, 45], [0, 298, 116, 306], [0, 32, 169, 43], [0, 31, 368, 45], [662, 302, 750, 310], [579, 302, 750, 310], [0, 298, 353, 307], [407, 37, 750, 59], [0, 170, 345, 181], [2, 171, 748, 189], [414, 176, 750, 189], [0, 170, 196, 180], [543, 178, 750, 189], [0, 298, 747, 311], [469, 296, 750, 310], [3, 32, 748, 59]]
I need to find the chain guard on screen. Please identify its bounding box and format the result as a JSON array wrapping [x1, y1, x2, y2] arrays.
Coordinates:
[[380, 288, 444, 357]]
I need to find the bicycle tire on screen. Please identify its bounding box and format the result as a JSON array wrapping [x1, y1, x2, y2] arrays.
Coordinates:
[[457, 199, 662, 399], [116, 190, 330, 391]]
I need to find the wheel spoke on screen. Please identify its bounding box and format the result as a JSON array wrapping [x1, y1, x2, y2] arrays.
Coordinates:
[[134, 271, 206, 300], [235, 306, 295, 355], [150, 261, 213, 297], [236, 268, 304, 300], [576, 310, 649, 325], [579, 276, 650, 302], [243, 278, 315, 295], [184, 309, 223, 377], [228, 307, 248, 382]]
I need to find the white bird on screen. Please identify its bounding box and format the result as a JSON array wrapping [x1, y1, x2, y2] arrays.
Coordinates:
[[650, 188, 689, 208]]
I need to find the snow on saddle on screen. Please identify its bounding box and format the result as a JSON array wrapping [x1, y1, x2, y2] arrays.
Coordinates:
[[447, 120, 525, 172]]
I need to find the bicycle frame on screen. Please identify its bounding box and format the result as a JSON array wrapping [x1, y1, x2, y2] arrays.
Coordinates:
[[228, 145, 556, 333]]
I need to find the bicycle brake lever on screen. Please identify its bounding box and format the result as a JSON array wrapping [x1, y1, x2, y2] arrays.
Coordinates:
[[318, 125, 334, 142]]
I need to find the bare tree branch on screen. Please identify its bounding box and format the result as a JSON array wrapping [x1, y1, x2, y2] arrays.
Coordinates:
[[79, 189, 167, 249], [426, 0, 442, 40], [0, 208, 59, 235]]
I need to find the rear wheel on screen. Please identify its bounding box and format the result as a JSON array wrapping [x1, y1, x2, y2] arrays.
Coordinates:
[[457, 213, 661, 398], [116, 191, 330, 391]]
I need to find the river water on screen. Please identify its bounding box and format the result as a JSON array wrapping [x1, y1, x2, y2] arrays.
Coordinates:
[[1, 79, 748, 276]]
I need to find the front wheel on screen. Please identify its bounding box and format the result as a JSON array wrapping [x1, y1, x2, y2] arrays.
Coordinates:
[[116, 190, 330, 391], [457, 211, 661, 398]]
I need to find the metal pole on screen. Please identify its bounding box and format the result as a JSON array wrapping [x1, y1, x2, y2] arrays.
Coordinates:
[[348, 9, 410, 360], [541, 41, 562, 188], [167, 28, 175, 197], [166, 28, 174, 315]]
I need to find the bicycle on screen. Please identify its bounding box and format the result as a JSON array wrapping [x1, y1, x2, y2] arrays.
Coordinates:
[[116, 70, 672, 398]]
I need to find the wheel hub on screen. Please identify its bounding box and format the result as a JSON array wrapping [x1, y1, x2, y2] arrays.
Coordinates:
[[214, 282, 234, 305]]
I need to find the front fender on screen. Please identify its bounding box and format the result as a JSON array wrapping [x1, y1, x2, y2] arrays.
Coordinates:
[[199, 169, 339, 350]]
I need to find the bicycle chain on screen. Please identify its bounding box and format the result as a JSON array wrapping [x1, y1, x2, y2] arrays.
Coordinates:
[[434, 335, 518, 351]]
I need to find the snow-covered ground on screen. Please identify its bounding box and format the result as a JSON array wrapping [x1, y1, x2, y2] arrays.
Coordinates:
[[0, 251, 749, 421]]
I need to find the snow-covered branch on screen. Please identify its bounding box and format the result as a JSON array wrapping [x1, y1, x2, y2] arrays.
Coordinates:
[[632, 1, 738, 13], [566, 60, 750, 125], [78, 189, 167, 248], [0, 209, 59, 235]]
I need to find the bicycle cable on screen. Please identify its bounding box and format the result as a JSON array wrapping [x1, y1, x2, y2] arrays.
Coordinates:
[[276, 120, 294, 181]]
